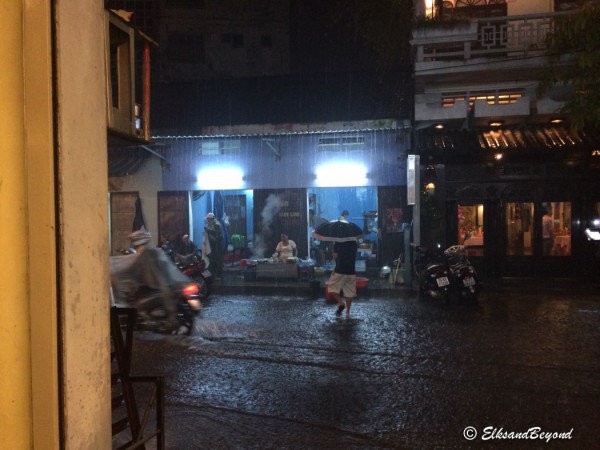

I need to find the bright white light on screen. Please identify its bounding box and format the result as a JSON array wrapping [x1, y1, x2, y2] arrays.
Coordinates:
[[425, 0, 434, 18], [315, 162, 368, 187], [197, 166, 244, 190], [593, 219, 600, 227]]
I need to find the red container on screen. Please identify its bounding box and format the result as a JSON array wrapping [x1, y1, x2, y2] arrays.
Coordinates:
[[240, 259, 248, 269], [325, 283, 336, 302], [356, 277, 369, 288]]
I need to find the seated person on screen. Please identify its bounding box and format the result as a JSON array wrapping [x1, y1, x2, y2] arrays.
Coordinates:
[[275, 233, 297, 261], [175, 234, 198, 264]]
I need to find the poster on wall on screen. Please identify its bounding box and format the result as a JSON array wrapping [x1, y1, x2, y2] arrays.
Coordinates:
[[252, 188, 308, 258], [385, 208, 403, 232]]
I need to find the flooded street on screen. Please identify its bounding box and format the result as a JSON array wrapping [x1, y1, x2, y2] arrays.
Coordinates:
[[128, 289, 600, 449]]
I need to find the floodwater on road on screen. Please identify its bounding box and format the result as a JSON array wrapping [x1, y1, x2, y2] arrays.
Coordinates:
[[126, 290, 600, 449]]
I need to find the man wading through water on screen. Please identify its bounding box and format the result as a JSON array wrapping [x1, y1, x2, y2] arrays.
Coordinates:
[[328, 238, 358, 318]]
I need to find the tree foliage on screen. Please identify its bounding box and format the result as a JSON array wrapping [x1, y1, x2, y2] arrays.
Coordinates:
[[538, 1, 600, 132]]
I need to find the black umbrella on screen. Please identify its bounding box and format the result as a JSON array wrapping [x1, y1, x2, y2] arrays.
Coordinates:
[[312, 220, 363, 242]]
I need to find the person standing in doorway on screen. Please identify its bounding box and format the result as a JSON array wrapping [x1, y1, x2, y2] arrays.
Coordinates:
[[328, 238, 358, 318], [204, 212, 224, 278], [542, 207, 554, 256]]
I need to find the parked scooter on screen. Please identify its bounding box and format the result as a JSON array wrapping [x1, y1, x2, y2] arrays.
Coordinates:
[[443, 245, 481, 304], [412, 243, 451, 303]]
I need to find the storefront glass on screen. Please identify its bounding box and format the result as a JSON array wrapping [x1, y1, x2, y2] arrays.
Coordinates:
[[505, 202, 534, 256], [542, 201, 571, 256], [458, 204, 484, 256]]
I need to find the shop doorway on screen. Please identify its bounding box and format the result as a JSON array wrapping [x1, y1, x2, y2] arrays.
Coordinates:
[[458, 203, 485, 257], [501, 200, 573, 277], [307, 186, 378, 269]]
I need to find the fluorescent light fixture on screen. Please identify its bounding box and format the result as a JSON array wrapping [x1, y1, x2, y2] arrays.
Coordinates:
[[197, 166, 244, 190], [315, 162, 368, 187], [489, 120, 504, 127]]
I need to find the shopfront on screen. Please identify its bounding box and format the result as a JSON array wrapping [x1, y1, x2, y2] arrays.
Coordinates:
[[438, 159, 600, 280], [152, 123, 411, 268]]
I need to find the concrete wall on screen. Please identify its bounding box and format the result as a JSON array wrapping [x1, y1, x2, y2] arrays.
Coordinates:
[[110, 157, 164, 245], [56, 2, 112, 446]]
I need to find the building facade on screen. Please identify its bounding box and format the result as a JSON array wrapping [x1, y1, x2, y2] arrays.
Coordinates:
[[412, 0, 600, 279]]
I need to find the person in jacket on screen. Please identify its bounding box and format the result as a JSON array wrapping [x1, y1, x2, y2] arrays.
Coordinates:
[[204, 212, 224, 278]]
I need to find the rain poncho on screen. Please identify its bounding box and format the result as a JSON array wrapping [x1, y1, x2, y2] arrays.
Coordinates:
[[110, 247, 193, 308]]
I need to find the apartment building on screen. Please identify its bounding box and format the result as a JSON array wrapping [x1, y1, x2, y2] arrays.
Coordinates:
[[412, 0, 600, 278]]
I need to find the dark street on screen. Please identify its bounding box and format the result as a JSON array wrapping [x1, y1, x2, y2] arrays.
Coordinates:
[[127, 287, 600, 449]]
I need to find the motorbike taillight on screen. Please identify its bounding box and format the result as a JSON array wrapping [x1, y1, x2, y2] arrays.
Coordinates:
[[182, 283, 200, 297]]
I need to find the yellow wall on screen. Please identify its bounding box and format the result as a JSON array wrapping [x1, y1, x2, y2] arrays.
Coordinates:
[[24, 2, 60, 448], [1, 1, 112, 448], [0, 2, 34, 446]]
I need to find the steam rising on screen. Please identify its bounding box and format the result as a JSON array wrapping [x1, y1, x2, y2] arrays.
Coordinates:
[[251, 194, 283, 258]]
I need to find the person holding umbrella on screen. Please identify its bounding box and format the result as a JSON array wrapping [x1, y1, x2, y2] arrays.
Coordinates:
[[312, 217, 363, 317]]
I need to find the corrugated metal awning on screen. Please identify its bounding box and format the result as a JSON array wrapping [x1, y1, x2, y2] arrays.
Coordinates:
[[417, 125, 598, 163]]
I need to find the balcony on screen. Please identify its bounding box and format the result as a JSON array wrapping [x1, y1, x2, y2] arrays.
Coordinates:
[[412, 11, 575, 88]]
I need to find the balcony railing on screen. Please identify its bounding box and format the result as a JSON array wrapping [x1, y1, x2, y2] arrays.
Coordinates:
[[412, 11, 575, 64]]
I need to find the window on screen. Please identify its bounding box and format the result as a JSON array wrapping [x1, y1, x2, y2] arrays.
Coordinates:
[[199, 140, 241, 155], [458, 204, 484, 256], [542, 201, 571, 256], [317, 136, 365, 152], [441, 89, 524, 108], [506, 202, 534, 256]]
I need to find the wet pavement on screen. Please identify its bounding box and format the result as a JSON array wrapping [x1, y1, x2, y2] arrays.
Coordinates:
[[124, 285, 600, 449]]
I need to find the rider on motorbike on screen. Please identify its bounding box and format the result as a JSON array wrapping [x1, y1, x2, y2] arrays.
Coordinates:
[[111, 230, 181, 331]]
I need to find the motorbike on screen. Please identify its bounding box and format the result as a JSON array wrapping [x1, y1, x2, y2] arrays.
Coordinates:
[[412, 243, 452, 303], [174, 254, 213, 300], [110, 249, 203, 335], [130, 282, 201, 334], [443, 245, 481, 304]]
